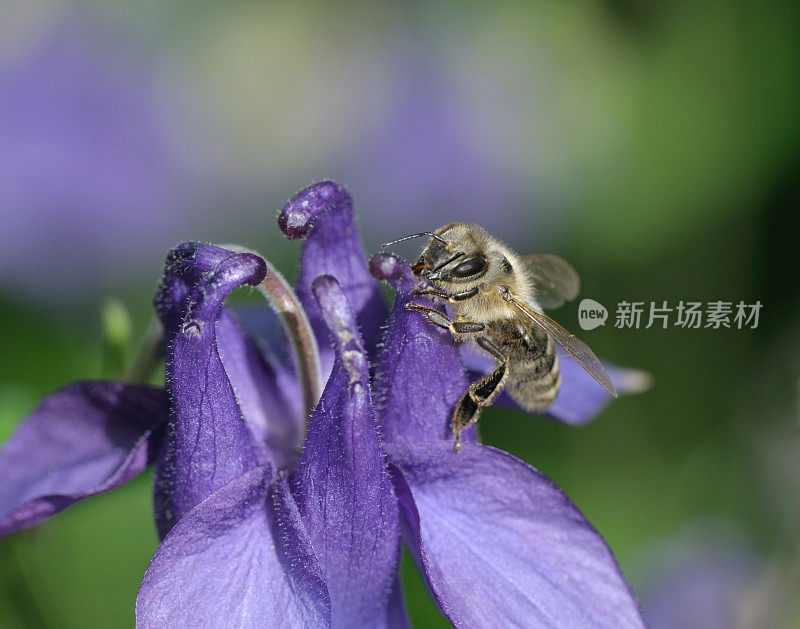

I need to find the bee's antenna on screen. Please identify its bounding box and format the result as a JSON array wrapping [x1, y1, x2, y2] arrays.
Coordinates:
[[381, 231, 447, 248]]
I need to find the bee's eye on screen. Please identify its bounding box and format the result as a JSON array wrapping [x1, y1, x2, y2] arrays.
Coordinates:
[[451, 256, 486, 278]]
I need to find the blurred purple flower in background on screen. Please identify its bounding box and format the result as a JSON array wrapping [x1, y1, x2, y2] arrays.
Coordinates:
[[0, 182, 648, 626], [643, 548, 759, 629], [639, 523, 763, 629], [0, 14, 201, 297], [344, 54, 532, 239], [175, 8, 560, 247], [0, 7, 566, 307]]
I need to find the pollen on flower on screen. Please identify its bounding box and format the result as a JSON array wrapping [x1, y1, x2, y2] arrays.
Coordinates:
[[369, 253, 416, 293], [180, 320, 202, 337], [333, 325, 355, 347], [342, 350, 366, 384], [278, 181, 347, 239]]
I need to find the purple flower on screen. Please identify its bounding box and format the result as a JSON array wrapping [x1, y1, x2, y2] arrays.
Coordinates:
[[0, 16, 202, 297], [344, 55, 527, 239], [643, 548, 759, 629], [1, 239, 401, 625], [280, 182, 647, 626], [0, 181, 647, 626], [639, 523, 763, 629], [140, 244, 400, 626]]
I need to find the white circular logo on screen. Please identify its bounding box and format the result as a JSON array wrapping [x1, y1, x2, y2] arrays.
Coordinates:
[[578, 299, 608, 330]]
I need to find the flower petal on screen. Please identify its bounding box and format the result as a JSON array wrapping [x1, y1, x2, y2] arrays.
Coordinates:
[[156, 242, 306, 464], [546, 357, 651, 425], [154, 242, 234, 339], [291, 275, 400, 627], [233, 303, 326, 433], [381, 576, 411, 629], [153, 243, 267, 537], [215, 311, 303, 468], [389, 442, 645, 628], [0, 381, 167, 536], [279, 181, 386, 361], [136, 467, 330, 628], [370, 253, 476, 446]]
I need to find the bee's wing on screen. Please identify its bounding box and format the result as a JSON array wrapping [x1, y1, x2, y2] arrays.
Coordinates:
[[520, 254, 580, 309], [504, 292, 618, 398]]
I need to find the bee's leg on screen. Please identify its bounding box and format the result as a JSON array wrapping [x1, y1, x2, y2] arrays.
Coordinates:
[[404, 304, 485, 335], [477, 336, 506, 363], [405, 303, 506, 450], [452, 361, 509, 451], [412, 286, 479, 302]]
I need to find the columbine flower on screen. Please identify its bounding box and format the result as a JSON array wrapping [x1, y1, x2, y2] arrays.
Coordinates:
[[278, 182, 646, 626], [140, 245, 400, 626], [0, 180, 647, 626], [1, 238, 401, 626]]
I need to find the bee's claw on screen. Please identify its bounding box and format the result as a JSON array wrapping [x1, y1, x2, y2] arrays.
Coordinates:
[[411, 286, 452, 300]]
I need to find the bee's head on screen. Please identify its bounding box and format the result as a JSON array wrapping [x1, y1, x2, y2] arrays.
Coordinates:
[[411, 223, 493, 288]]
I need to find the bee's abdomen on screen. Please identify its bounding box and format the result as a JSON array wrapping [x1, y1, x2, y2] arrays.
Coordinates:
[[502, 327, 561, 412]]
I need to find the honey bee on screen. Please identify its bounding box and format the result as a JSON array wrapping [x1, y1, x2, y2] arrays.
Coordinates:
[[383, 223, 617, 451]]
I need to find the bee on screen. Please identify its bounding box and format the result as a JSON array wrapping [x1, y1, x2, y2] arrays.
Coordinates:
[[383, 223, 617, 451]]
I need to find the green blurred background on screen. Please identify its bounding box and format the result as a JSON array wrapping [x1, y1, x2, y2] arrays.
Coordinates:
[[1, 1, 798, 627]]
